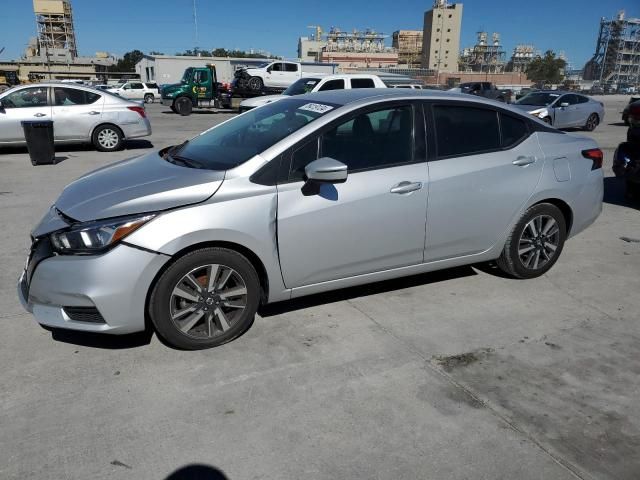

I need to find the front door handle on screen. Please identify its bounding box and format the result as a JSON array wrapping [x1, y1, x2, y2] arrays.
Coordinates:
[[88, 111, 101, 115], [390, 181, 423, 194], [512, 156, 536, 167], [33, 113, 46, 117]]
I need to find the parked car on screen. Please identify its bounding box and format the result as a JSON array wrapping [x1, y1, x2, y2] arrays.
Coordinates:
[[513, 91, 604, 131], [233, 61, 334, 92], [613, 126, 640, 199], [449, 82, 509, 102], [18, 90, 603, 350], [108, 81, 160, 103], [589, 86, 604, 95], [391, 84, 424, 89], [0, 83, 151, 151], [239, 74, 386, 112], [622, 97, 640, 126]]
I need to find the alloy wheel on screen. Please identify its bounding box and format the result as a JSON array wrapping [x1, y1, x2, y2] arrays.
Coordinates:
[[169, 264, 248, 339], [517, 215, 560, 270], [586, 114, 598, 131], [97, 128, 119, 149]]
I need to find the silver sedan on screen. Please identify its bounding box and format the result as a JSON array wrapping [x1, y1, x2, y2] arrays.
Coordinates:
[[0, 83, 151, 151], [512, 91, 605, 131], [18, 90, 603, 350]]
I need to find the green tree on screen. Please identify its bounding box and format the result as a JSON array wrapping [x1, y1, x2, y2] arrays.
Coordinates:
[[111, 49, 145, 72], [149, 50, 164, 55], [526, 50, 566, 85]]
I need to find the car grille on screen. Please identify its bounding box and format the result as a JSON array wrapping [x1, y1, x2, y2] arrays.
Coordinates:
[[63, 307, 106, 324]]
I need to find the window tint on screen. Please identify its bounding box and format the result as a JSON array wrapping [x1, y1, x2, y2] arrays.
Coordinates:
[[193, 70, 209, 83], [557, 94, 578, 106], [2, 87, 48, 108], [433, 105, 500, 157], [318, 79, 345, 91], [271, 63, 283, 72], [130, 83, 144, 89], [284, 63, 298, 72], [350, 78, 375, 89], [576, 95, 589, 104], [53, 87, 101, 106], [145, 83, 158, 89], [500, 113, 529, 148], [321, 105, 413, 172], [289, 138, 319, 181]]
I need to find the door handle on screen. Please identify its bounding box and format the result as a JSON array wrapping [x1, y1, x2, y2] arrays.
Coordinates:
[[512, 156, 536, 167], [390, 181, 423, 194], [88, 111, 101, 115], [33, 113, 46, 117]]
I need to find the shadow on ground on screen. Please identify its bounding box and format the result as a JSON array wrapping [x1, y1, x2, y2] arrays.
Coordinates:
[[165, 464, 229, 480], [47, 327, 153, 350]]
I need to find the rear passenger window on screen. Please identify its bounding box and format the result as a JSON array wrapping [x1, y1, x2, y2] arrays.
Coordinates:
[[318, 79, 345, 91], [500, 113, 529, 148], [351, 78, 375, 89], [54, 87, 101, 106], [433, 105, 500, 158]]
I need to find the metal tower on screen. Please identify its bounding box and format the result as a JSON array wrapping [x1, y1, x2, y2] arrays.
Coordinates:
[[33, 0, 78, 59]]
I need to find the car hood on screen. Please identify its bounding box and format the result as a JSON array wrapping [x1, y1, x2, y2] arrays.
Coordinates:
[[161, 83, 183, 95], [52, 151, 225, 224], [240, 94, 287, 108], [512, 104, 546, 113]]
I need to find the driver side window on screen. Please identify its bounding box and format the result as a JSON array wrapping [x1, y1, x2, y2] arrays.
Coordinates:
[[271, 63, 283, 72], [2, 87, 48, 108]]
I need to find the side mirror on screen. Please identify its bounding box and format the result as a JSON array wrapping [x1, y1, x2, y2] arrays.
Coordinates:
[[305, 157, 348, 184], [559, 102, 569, 108], [266, 66, 273, 73]]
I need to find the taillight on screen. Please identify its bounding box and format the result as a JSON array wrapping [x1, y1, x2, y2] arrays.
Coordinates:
[[582, 148, 603, 170], [127, 106, 146, 118]]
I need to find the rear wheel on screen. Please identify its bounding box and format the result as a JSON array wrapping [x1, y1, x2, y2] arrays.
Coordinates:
[[92, 124, 123, 152], [584, 113, 599, 131], [174, 96, 193, 116], [496, 203, 567, 279], [149, 248, 260, 350], [144, 93, 155, 104]]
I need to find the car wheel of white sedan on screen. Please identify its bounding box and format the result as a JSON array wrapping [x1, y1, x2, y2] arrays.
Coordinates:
[[584, 113, 599, 132], [92, 125, 124, 152]]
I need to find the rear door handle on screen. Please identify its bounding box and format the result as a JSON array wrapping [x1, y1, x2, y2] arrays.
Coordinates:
[[390, 181, 423, 194], [512, 156, 536, 167], [88, 111, 101, 115], [33, 113, 46, 117]]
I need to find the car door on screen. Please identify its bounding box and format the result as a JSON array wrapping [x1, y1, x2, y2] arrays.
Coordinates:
[[277, 102, 428, 288], [0, 86, 51, 143], [424, 102, 544, 262], [574, 94, 591, 126], [52, 86, 103, 141], [282, 62, 300, 85], [553, 94, 579, 128], [192, 69, 211, 101], [127, 82, 145, 100], [265, 62, 284, 87]]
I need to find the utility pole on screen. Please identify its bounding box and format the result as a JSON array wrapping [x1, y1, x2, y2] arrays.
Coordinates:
[[193, 0, 199, 51]]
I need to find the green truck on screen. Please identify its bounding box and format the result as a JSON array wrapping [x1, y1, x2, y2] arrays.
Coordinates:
[[161, 64, 232, 116]]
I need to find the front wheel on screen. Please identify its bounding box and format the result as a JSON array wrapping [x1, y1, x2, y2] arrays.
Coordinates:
[[149, 248, 261, 350], [174, 96, 193, 116], [496, 203, 567, 279], [584, 113, 599, 131]]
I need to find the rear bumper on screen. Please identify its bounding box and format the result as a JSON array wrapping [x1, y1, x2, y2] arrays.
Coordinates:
[[569, 170, 604, 238], [121, 117, 152, 139], [18, 244, 168, 334]]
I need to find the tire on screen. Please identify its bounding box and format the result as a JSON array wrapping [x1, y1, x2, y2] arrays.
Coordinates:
[[144, 93, 155, 104], [543, 116, 552, 125], [170, 105, 178, 114], [496, 203, 567, 279], [584, 113, 599, 131], [149, 248, 260, 350], [247, 76, 263, 91], [92, 124, 124, 152], [174, 96, 193, 116]]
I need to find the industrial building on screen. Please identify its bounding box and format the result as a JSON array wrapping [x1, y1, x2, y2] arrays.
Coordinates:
[[318, 27, 398, 68], [298, 26, 328, 62], [421, 0, 463, 73], [459, 32, 506, 73], [392, 30, 423, 67], [0, 0, 116, 84], [506, 45, 538, 73], [584, 10, 640, 89]]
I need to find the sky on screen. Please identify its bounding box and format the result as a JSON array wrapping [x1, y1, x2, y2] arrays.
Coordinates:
[[1, 0, 638, 69]]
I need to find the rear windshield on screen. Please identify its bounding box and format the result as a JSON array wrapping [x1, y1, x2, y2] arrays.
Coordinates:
[[169, 98, 338, 170]]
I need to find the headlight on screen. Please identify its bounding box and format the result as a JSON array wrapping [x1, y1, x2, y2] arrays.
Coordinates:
[[164, 91, 174, 97], [50, 213, 155, 254]]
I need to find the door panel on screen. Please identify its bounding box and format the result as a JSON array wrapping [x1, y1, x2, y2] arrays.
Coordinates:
[[0, 86, 51, 142], [425, 135, 544, 261], [52, 87, 104, 140], [277, 163, 428, 287]]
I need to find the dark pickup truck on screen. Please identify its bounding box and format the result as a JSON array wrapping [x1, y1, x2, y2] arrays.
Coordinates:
[[457, 82, 510, 102]]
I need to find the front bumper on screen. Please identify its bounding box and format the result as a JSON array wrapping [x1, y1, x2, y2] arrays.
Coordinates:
[[161, 98, 174, 107], [18, 243, 168, 334]]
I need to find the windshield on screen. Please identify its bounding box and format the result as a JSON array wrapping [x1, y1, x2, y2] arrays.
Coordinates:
[[283, 78, 322, 96], [516, 92, 560, 106], [169, 98, 339, 170], [181, 68, 193, 84]]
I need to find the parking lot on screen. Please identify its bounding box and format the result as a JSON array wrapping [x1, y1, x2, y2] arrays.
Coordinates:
[[1, 96, 639, 480]]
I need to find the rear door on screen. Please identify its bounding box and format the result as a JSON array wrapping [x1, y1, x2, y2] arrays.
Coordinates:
[[424, 102, 544, 261], [51, 87, 103, 141], [348, 78, 376, 89], [317, 79, 345, 91], [277, 101, 428, 287], [0, 86, 51, 143], [282, 63, 300, 86]]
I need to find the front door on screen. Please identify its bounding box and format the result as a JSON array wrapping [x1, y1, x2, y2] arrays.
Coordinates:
[[0, 86, 51, 143], [192, 69, 212, 101], [277, 102, 428, 288], [52, 87, 104, 141], [268, 63, 285, 87], [553, 94, 580, 128], [424, 103, 544, 261]]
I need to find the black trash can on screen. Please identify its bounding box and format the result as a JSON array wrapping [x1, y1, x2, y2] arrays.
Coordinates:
[[21, 120, 55, 165]]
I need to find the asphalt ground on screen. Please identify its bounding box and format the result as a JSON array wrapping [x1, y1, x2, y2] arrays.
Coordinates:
[[1, 95, 639, 480]]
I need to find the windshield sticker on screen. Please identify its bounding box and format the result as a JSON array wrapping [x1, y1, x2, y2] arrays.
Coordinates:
[[299, 103, 334, 114]]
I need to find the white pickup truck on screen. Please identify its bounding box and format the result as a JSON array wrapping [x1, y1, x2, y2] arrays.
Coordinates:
[[239, 74, 387, 112], [234, 61, 335, 92]]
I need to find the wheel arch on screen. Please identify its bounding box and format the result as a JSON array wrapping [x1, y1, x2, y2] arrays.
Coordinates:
[[91, 122, 124, 139], [531, 198, 573, 234]]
